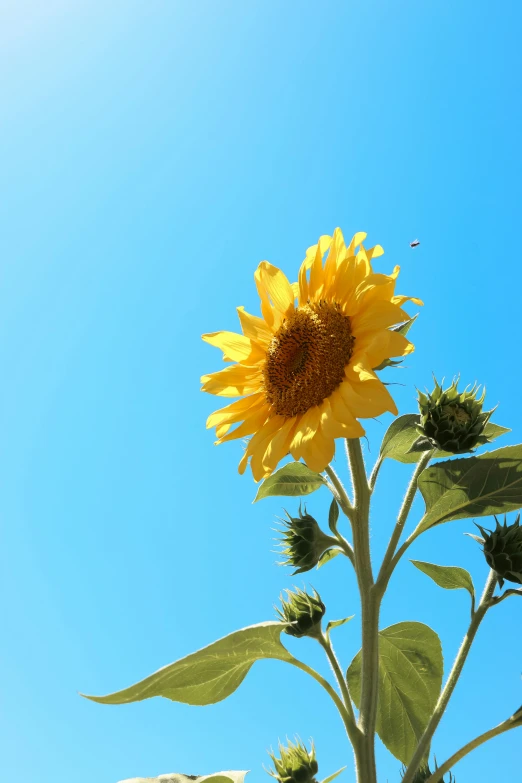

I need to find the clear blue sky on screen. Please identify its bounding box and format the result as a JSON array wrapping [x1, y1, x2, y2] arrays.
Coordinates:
[[1, 1, 521, 781]]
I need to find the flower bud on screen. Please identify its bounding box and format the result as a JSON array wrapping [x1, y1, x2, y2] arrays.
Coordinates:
[[416, 378, 492, 454], [277, 506, 335, 574], [276, 587, 326, 638], [267, 738, 318, 783], [401, 761, 455, 783], [475, 514, 522, 588]]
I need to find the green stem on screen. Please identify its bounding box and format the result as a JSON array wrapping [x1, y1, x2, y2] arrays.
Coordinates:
[[290, 658, 360, 758], [368, 455, 383, 492], [401, 569, 498, 783], [317, 632, 361, 751], [345, 438, 378, 783], [376, 451, 433, 593], [324, 465, 354, 520], [423, 711, 522, 783]]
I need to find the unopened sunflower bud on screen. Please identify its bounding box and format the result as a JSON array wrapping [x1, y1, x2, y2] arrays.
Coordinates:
[[416, 378, 493, 454], [475, 514, 522, 588], [401, 761, 455, 783], [276, 587, 326, 638], [277, 506, 335, 574], [267, 738, 318, 783]]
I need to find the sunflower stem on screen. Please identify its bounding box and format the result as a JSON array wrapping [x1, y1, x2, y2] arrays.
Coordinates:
[[317, 631, 361, 749], [376, 450, 433, 594], [324, 465, 354, 520], [422, 711, 522, 783], [345, 438, 378, 783], [401, 569, 498, 783], [289, 658, 361, 773]]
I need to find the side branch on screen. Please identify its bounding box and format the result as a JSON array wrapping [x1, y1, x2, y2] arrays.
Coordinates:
[[376, 450, 433, 593], [401, 569, 498, 783], [423, 708, 522, 783]]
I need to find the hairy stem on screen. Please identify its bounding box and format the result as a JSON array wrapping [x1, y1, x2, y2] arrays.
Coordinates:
[[401, 569, 498, 783], [317, 632, 361, 749], [369, 455, 383, 492], [345, 438, 378, 783], [376, 450, 433, 593], [324, 465, 354, 520], [423, 710, 522, 783], [290, 658, 361, 775]]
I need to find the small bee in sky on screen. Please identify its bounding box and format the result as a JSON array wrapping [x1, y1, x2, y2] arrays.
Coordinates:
[[410, 239, 420, 248]]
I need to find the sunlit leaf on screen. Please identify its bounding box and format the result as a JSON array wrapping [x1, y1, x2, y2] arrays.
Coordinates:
[[347, 622, 443, 764], [83, 623, 294, 707], [254, 463, 325, 502]]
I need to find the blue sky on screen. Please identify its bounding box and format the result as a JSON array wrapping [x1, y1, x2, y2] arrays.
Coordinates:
[[1, 1, 521, 781]]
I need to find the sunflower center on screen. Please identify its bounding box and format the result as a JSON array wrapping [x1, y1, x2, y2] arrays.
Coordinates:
[[263, 301, 355, 417]]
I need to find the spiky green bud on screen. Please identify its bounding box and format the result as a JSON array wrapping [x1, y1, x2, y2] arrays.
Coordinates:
[[276, 587, 326, 638], [401, 761, 455, 783], [277, 506, 335, 574], [267, 738, 318, 783], [416, 377, 493, 454], [475, 514, 522, 588]]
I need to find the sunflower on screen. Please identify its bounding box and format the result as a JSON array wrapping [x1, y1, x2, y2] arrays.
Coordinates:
[[201, 228, 422, 480]]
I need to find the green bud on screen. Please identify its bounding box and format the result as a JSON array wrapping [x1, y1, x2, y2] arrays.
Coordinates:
[[475, 514, 522, 588], [416, 377, 493, 454], [276, 587, 326, 638], [267, 738, 318, 783], [401, 761, 455, 783], [277, 506, 335, 574]]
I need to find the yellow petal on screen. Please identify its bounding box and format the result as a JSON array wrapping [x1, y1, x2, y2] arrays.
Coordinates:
[[206, 393, 266, 429], [308, 242, 325, 300], [216, 407, 270, 444], [346, 232, 367, 255], [392, 294, 424, 306], [201, 365, 263, 397], [236, 306, 273, 345], [300, 425, 335, 473], [367, 244, 384, 260], [339, 377, 397, 418], [261, 417, 297, 475], [256, 261, 295, 317], [202, 331, 266, 364], [351, 301, 409, 333], [290, 405, 322, 460], [245, 416, 288, 481]]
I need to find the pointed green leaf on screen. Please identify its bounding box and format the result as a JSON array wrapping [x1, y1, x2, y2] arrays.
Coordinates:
[[328, 498, 339, 532], [418, 444, 522, 532], [326, 616, 354, 640], [317, 548, 342, 568], [120, 774, 249, 783], [254, 462, 325, 502], [347, 622, 443, 765], [410, 560, 475, 605], [319, 767, 347, 783], [380, 416, 510, 465], [83, 623, 294, 707]]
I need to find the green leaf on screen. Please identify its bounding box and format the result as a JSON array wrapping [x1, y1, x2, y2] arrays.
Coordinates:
[[379, 414, 425, 464], [254, 462, 325, 502], [380, 416, 510, 465], [418, 444, 522, 532], [410, 560, 475, 605], [82, 623, 294, 707], [317, 548, 342, 568], [319, 767, 346, 783], [120, 774, 248, 783], [119, 773, 249, 783], [347, 621, 443, 765], [328, 498, 339, 532], [326, 616, 354, 640]]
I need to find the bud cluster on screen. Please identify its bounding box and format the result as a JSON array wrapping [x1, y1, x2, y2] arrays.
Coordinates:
[[476, 514, 522, 588], [267, 738, 318, 783], [276, 587, 326, 638], [277, 506, 334, 574], [416, 378, 493, 454]]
